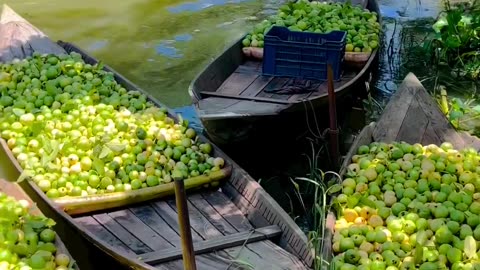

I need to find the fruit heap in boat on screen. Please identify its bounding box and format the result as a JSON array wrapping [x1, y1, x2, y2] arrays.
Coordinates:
[[332, 142, 480, 270], [0, 192, 74, 270], [0, 52, 225, 199], [242, 0, 380, 57]]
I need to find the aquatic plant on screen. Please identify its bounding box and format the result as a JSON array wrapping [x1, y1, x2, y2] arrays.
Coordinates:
[[426, 0, 480, 79]]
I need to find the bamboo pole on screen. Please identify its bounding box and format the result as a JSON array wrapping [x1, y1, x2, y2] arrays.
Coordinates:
[[327, 64, 339, 169], [174, 177, 197, 270]]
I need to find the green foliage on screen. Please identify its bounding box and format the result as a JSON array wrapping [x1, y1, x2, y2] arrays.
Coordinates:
[[290, 141, 342, 270], [440, 90, 480, 136], [426, 0, 480, 79]]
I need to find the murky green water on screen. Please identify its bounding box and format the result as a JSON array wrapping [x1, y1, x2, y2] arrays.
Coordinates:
[[1, 0, 277, 107], [1, 0, 453, 110]]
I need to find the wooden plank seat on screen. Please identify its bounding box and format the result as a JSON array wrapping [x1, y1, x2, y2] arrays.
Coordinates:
[[73, 190, 308, 269]]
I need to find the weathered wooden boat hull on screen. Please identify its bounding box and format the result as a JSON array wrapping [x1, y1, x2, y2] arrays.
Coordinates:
[[322, 72, 480, 266], [0, 5, 313, 270], [189, 0, 381, 146], [198, 67, 375, 146]]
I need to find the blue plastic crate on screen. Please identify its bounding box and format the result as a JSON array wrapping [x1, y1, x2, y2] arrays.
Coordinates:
[[262, 26, 346, 81]]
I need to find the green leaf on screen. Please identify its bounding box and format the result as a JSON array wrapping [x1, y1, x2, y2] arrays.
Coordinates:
[[328, 184, 342, 194], [449, 110, 464, 121], [99, 146, 112, 159], [359, 197, 377, 208], [465, 236, 477, 260], [347, 196, 360, 209], [46, 218, 56, 228], [445, 36, 462, 48], [315, 203, 323, 216], [92, 144, 103, 158], [414, 246, 424, 265], [96, 61, 105, 70], [40, 140, 60, 167], [106, 143, 126, 152], [454, 182, 466, 192], [92, 158, 105, 176], [12, 108, 25, 117], [16, 169, 33, 183], [433, 17, 449, 33], [472, 105, 480, 113]]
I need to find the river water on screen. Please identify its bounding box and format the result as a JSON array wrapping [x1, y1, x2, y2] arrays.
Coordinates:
[[2, 0, 447, 110], [1, 0, 457, 226]]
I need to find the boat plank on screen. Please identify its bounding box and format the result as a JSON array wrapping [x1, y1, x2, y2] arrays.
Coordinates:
[[75, 216, 135, 256], [200, 91, 293, 104], [0, 178, 43, 215], [421, 122, 443, 146], [373, 76, 415, 142], [287, 80, 327, 102], [128, 205, 181, 247], [0, 5, 65, 62], [140, 225, 282, 265], [222, 240, 308, 270], [167, 199, 224, 239], [395, 98, 430, 144], [270, 78, 304, 101], [203, 191, 253, 231], [188, 193, 238, 235], [217, 72, 258, 95], [154, 239, 307, 270], [414, 81, 467, 149], [151, 201, 204, 241], [92, 213, 153, 254], [240, 75, 274, 96], [224, 100, 285, 115], [108, 210, 174, 251], [256, 77, 290, 98], [154, 252, 233, 270], [197, 97, 241, 111], [222, 181, 271, 228], [236, 61, 262, 74], [198, 100, 284, 119]]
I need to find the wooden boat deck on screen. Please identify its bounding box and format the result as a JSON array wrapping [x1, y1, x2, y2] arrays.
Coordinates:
[[196, 58, 361, 120], [204, 60, 356, 103], [73, 190, 307, 269]]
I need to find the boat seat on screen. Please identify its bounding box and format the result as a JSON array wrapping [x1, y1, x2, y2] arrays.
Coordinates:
[[197, 97, 287, 119]]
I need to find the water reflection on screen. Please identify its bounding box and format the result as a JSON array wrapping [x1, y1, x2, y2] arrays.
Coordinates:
[[156, 42, 183, 58], [174, 34, 193, 42], [167, 0, 251, 13]]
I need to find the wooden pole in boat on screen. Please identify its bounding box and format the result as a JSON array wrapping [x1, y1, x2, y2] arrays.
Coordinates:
[[174, 176, 197, 270], [327, 64, 340, 169]]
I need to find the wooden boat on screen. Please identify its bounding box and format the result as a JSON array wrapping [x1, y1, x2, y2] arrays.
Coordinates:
[[322, 72, 480, 265], [189, 0, 381, 146], [0, 177, 79, 269], [0, 5, 313, 270]]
